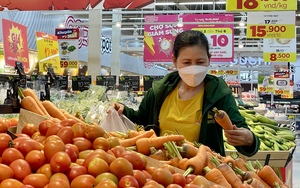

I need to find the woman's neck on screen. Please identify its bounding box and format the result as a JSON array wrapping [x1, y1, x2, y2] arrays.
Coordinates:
[[178, 81, 204, 100]]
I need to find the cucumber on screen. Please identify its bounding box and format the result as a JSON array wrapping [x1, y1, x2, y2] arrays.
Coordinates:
[[256, 114, 278, 126], [239, 110, 258, 122], [224, 141, 236, 150], [277, 134, 295, 141]]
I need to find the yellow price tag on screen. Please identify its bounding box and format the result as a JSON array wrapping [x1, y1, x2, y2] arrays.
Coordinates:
[[60, 60, 79, 69], [274, 89, 290, 95], [225, 70, 238, 75], [226, 0, 297, 11], [258, 86, 274, 93], [209, 70, 225, 75], [247, 24, 294, 38], [263, 52, 297, 62]]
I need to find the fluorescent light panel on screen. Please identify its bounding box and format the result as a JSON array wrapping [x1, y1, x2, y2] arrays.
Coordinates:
[[179, 2, 226, 5], [155, 2, 176, 5]]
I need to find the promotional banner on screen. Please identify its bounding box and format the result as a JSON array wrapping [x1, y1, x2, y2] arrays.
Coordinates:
[[2, 19, 30, 68], [246, 11, 295, 39], [55, 28, 79, 69], [226, 0, 297, 11], [273, 71, 290, 95], [257, 71, 274, 93], [144, 14, 234, 63], [36, 31, 61, 74], [263, 38, 297, 62], [0, 0, 154, 10]]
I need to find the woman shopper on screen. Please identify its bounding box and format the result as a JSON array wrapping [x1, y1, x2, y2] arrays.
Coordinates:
[[110, 30, 260, 157]]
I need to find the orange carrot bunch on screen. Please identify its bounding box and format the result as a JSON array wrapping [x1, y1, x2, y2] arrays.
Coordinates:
[[212, 107, 233, 130]]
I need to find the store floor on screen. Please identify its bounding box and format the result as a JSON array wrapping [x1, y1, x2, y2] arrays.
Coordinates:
[[293, 138, 300, 188]]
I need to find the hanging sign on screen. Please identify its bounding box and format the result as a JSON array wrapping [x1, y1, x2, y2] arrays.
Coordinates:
[[72, 75, 91, 91], [144, 14, 234, 63], [55, 75, 69, 90], [55, 28, 79, 69], [246, 11, 295, 39], [96, 75, 116, 89], [208, 69, 225, 77], [273, 71, 290, 95], [226, 0, 297, 11], [263, 38, 297, 62], [36, 31, 61, 74], [257, 71, 274, 93], [143, 75, 164, 91], [119, 76, 140, 91], [2, 19, 30, 68], [224, 69, 239, 83]]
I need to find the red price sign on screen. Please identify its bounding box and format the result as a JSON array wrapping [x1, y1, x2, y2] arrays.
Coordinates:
[[225, 70, 238, 75], [247, 24, 294, 38], [210, 35, 229, 47], [274, 90, 283, 95], [60, 60, 78, 69]]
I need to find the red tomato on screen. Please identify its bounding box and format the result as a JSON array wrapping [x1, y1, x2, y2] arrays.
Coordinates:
[[31, 132, 46, 143], [21, 123, 37, 137], [121, 150, 146, 170], [72, 137, 92, 151], [18, 139, 44, 156], [92, 137, 109, 151], [185, 174, 197, 184], [0, 133, 12, 155], [70, 174, 96, 188], [109, 157, 133, 179], [71, 123, 86, 138], [107, 137, 120, 149], [9, 159, 31, 181], [184, 184, 202, 188], [50, 151, 71, 173], [48, 179, 70, 188], [57, 126, 74, 144], [0, 118, 10, 133], [65, 145, 78, 163], [109, 145, 126, 158], [133, 170, 147, 187], [84, 124, 105, 142], [118, 175, 139, 188], [142, 170, 152, 180], [20, 185, 35, 188], [22, 174, 49, 188], [78, 150, 94, 159], [44, 135, 62, 143], [65, 144, 79, 156], [94, 179, 117, 188], [2, 148, 24, 165], [0, 178, 24, 188], [8, 118, 18, 127], [0, 163, 14, 182], [60, 119, 77, 127], [151, 168, 173, 187], [38, 120, 55, 136], [143, 180, 164, 188], [46, 123, 62, 137], [95, 172, 118, 186], [44, 140, 65, 162], [82, 149, 108, 168], [66, 165, 87, 181], [49, 172, 70, 184], [25, 150, 46, 172], [87, 158, 109, 177], [36, 164, 53, 179], [172, 173, 186, 187], [167, 184, 183, 188]]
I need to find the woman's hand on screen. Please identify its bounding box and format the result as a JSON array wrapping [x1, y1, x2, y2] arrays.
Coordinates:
[[108, 103, 124, 115], [224, 125, 254, 147]]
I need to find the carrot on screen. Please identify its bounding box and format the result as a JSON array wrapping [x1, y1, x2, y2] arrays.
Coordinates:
[[169, 157, 180, 168], [223, 155, 235, 168], [41, 100, 67, 121], [217, 163, 243, 188], [127, 130, 144, 138], [206, 151, 215, 169], [212, 107, 233, 130], [257, 165, 284, 187], [233, 166, 271, 188], [22, 88, 49, 116], [244, 178, 265, 188], [239, 183, 253, 188], [203, 166, 232, 188], [178, 158, 188, 170], [234, 157, 248, 172], [176, 143, 198, 158], [183, 144, 207, 176], [149, 147, 168, 161], [60, 109, 86, 124], [20, 96, 45, 116], [134, 134, 185, 155], [120, 129, 155, 147]]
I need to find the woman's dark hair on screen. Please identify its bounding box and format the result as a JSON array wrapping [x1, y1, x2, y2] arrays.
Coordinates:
[[173, 30, 210, 59]]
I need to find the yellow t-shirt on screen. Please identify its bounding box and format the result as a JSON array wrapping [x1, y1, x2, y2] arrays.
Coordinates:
[[159, 85, 204, 142]]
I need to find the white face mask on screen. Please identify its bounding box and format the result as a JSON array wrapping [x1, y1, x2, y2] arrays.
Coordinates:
[[178, 65, 209, 87]]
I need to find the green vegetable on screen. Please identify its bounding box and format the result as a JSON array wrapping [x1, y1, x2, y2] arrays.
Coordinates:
[[239, 110, 258, 122], [255, 114, 278, 126], [67, 45, 76, 52]]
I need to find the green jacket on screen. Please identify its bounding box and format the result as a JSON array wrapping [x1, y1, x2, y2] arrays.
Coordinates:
[[123, 71, 260, 156]]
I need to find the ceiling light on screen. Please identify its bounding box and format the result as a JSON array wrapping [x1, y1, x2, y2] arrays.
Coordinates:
[[179, 2, 213, 5], [239, 21, 245, 26], [115, 22, 121, 27], [155, 2, 176, 5], [238, 40, 244, 48]]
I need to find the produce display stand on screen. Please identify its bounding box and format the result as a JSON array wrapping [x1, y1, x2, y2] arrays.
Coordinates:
[[16, 108, 48, 133], [226, 147, 296, 187]]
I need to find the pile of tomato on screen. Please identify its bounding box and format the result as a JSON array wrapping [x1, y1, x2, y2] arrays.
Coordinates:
[[0, 118, 207, 188]]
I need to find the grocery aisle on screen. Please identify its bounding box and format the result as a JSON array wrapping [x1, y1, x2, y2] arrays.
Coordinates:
[[293, 138, 300, 188]]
